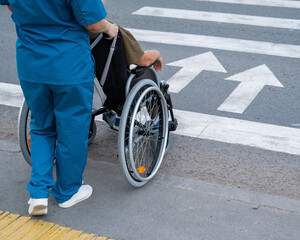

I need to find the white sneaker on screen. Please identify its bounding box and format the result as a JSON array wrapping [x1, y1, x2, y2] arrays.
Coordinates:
[[28, 198, 48, 216], [58, 185, 93, 208]]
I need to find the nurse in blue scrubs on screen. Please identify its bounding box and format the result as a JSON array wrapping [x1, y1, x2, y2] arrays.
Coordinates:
[[0, 0, 118, 215]]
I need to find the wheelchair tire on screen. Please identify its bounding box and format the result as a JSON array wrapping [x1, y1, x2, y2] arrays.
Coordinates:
[[88, 121, 97, 145], [18, 100, 32, 166], [164, 131, 172, 156], [118, 79, 168, 187]]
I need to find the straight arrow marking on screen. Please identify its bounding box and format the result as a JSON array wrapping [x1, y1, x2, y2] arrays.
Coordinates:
[[166, 52, 227, 93], [218, 64, 284, 114]]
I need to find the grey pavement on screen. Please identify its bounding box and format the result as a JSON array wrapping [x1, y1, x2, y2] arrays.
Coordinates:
[[1, 1, 300, 239], [1, 139, 300, 240]]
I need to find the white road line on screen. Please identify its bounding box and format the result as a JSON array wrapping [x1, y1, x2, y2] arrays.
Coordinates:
[[126, 28, 300, 59], [133, 7, 300, 30], [0, 82, 23, 108], [1, 82, 299, 156], [174, 109, 300, 156], [193, 0, 300, 9]]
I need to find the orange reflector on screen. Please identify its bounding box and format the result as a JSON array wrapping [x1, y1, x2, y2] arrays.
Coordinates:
[[138, 166, 146, 173], [28, 138, 31, 149]]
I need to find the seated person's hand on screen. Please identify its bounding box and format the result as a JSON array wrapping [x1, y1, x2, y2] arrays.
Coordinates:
[[135, 50, 163, 72], [153, 55, 163, 72]]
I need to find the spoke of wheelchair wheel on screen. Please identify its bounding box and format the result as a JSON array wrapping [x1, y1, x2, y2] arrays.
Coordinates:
[[140, 134, 150, 167], [134, 129, 147, 169], [134, 106, 150, 171]]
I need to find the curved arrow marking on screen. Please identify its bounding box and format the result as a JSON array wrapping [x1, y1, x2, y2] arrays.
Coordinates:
[[167, 52, 227, 93], [218, 64, 284, 114]]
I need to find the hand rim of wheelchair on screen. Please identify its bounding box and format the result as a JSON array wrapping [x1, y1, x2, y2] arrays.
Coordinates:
[[118, 79, 168, 187]]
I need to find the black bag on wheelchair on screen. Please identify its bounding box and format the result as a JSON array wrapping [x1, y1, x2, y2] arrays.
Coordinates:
[[91, 31, 128, 112]]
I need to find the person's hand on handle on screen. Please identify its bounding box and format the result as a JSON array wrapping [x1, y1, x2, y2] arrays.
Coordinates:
[[85, 20, 118, 39], [105, 23, 118, 40]]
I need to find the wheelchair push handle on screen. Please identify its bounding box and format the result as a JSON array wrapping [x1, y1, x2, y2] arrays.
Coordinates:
[[90, 31, 118, 50]]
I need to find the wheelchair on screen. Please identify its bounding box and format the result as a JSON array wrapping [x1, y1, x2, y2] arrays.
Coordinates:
[[18, 32, 177, 188]]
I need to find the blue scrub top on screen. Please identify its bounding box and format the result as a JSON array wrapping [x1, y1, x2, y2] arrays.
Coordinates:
[[0, 0, 107, 85]]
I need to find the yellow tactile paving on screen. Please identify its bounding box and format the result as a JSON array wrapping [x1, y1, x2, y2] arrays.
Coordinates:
[[20, 221, 55, 239], [5, 219, 43, 240], [76, 233, 95, 240], [0, 212, 10, 221], [0, 211, 115, 240], [0, 216, 31, 239], [91, 237, 115, 240], [0, 214, 21, 231], [45, 226, 72, 240], [36, 224, 60, 240], [61, 229, 83, 239]]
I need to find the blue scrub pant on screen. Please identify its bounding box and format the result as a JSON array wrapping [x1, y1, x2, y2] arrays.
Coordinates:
[[20, 80, 94, 203]]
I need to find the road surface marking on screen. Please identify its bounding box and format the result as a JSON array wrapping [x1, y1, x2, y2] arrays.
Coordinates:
[[218, 64, 284, 114], [166, 52, 227, 93], [126, 28, 300, 59], [133, 7, 300, 30], [174, 109, 300, 156], [193, 0, 300, 9], [1, 82, 299, 156], [0, 82, 23, 108]]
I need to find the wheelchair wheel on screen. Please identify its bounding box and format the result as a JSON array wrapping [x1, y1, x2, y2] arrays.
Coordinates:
[[88, 121, 97, 145], [18, 100, 32, 165], [118, 79, 168, 187]]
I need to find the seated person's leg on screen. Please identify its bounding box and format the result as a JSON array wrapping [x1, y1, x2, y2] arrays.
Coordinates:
[[118, 25, 163, 72]]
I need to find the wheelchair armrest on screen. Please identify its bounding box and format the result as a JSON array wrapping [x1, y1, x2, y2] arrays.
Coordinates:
[[131, 59, 158, 78]]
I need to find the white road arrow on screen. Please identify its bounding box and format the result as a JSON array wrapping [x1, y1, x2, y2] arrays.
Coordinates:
[[166, 52, 227, 93], [218, 64, 284, 114]]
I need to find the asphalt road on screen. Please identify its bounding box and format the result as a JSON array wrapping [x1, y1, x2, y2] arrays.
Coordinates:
[[0, 1, 300, 239]]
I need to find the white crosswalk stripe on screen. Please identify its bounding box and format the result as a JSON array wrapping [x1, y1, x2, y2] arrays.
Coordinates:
[[126, 28, 300, 58], [0, 82, 23, 108], [133, 7, 300, 30], [193, 0, 300, 9], [1, 82, 300, 156]]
